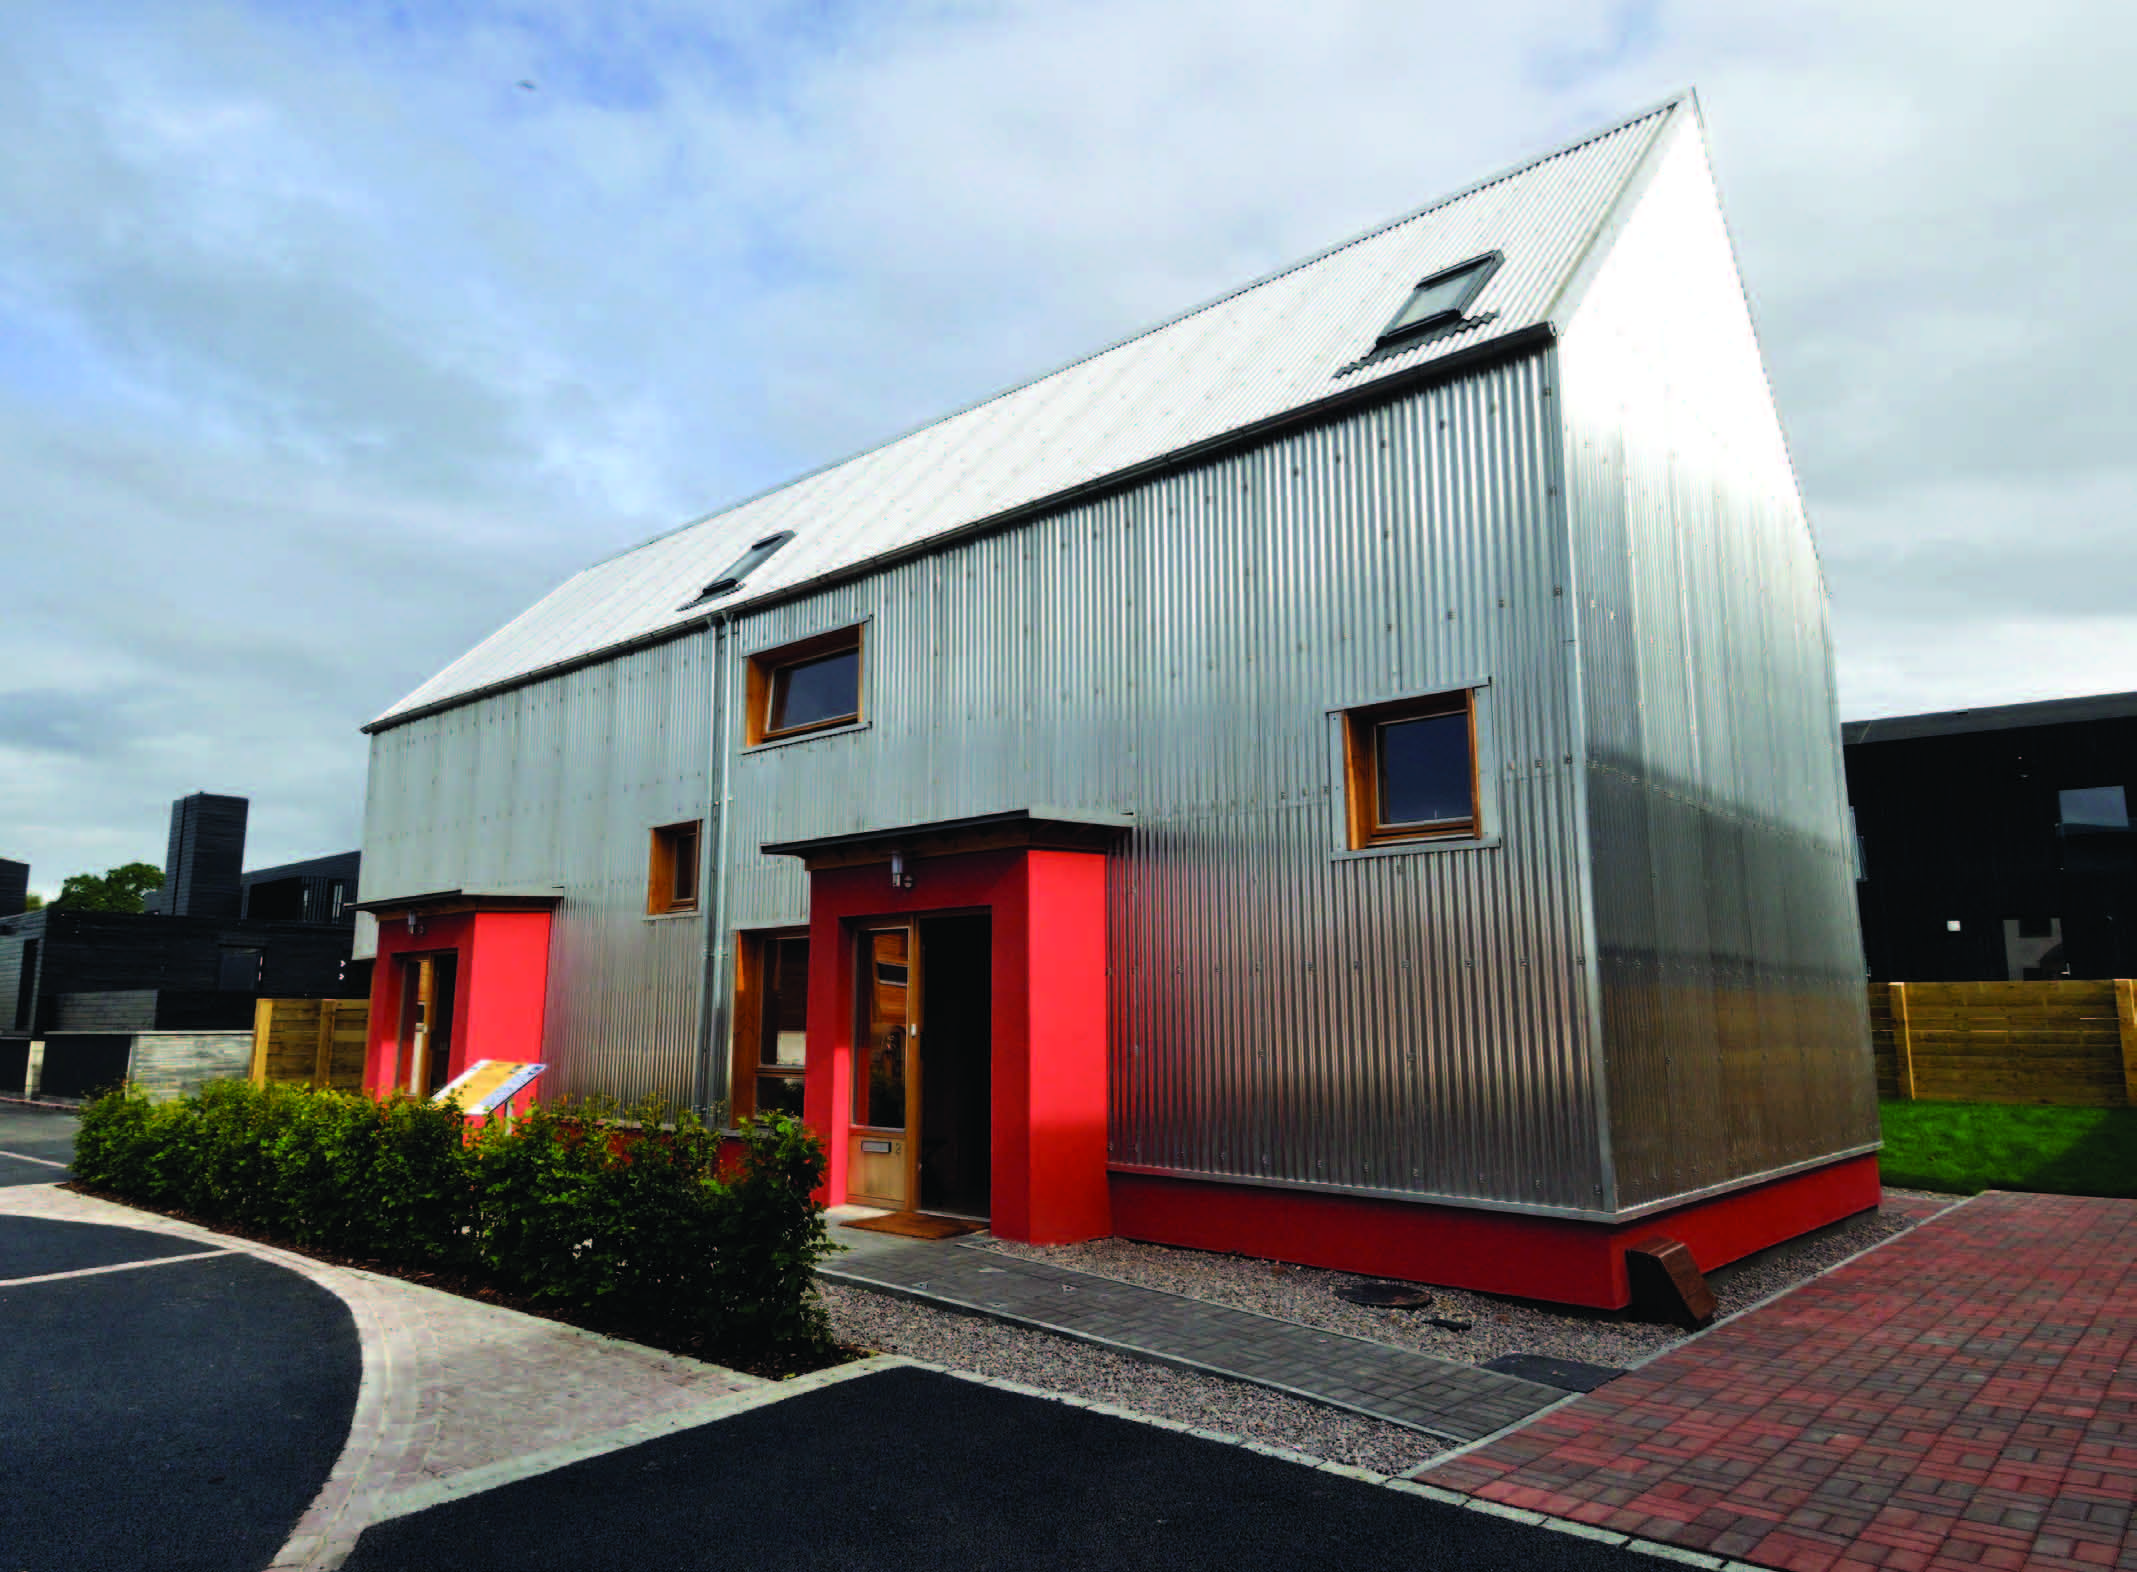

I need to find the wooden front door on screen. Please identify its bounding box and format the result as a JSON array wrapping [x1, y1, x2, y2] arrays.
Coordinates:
[[396, 953, 458, 1098], [845, 917, 993, 1215], [848, 924, 917, 1209]]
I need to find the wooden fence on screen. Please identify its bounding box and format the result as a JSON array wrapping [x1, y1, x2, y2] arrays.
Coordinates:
[[1870, 980, 2137, 1107], [250, 998, 370, 1091]]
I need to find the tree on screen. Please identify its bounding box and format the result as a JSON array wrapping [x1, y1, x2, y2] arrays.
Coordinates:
[[52, 862, 165, 913], [22, 892, 42, 911]]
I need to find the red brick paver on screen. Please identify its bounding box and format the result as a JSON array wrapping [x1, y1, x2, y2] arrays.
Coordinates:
[[1425, 1193, 2137, 1572]]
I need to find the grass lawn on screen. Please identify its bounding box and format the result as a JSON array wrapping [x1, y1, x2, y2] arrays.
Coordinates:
[[1879, 1100, 2137, 1199]]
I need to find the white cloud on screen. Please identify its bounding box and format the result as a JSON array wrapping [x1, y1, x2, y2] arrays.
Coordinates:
[[0, 0, 2132, 890]]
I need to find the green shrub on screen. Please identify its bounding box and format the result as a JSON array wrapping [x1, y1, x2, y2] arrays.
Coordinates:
[[72, 1082, 835, 1367]]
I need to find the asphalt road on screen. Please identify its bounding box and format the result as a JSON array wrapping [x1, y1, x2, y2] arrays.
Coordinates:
[[343, 1364, 1644, 1572], [0, 1103, 78, 1187], [0, 1212, 362, 1572]]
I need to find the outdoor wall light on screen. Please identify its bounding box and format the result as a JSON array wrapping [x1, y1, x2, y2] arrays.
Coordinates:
[[890, 852, 914, 891], [406, 910, 426, 937]]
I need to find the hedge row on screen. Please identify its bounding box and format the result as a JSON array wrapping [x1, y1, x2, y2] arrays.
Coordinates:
[[72, 1081, 835, 1365]]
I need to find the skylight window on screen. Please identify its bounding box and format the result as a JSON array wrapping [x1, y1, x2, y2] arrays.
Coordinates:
[[1375, 253, 1501, 348], [681, 531, 795, 609]]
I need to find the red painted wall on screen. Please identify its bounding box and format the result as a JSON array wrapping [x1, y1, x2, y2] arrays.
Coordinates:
[[464, 911, 553, 1075], [362, 909, 553, 1101], [799, 845, 1111, 1244], [1110, 1153, 1881, 1309], [1016, 851, 1111, 1243]]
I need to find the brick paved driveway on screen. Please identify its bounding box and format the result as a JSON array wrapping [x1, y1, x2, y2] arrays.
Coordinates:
[[1424, 1192, 2137, 1572]]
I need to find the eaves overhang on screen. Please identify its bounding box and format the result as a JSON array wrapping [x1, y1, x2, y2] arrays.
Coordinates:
[[361, 322, 1557, 738]]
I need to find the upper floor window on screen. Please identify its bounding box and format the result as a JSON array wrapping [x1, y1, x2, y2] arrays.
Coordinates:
[[647, 820, 701, 915], [747, 625, 864, 745], [1340, 688, 1479, 847]]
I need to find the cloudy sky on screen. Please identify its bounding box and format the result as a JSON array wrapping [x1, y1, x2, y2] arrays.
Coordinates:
[[2, 0, 2131, 896]]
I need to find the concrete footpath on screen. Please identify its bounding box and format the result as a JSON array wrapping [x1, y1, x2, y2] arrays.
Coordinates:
[[822, 1218, 1566, 1442]]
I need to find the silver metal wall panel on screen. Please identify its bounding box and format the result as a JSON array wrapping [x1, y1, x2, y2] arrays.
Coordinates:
[[724, 354, 1611, 1216], [379, 101, 1683, 728], [1559, 118, 1878, 1211], [358, 634, 713, 1103]]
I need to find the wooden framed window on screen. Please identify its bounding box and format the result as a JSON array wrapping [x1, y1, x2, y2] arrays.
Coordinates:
[[745, 625, 863, 746], [1341, 688, 1479, 848], [730, 929, 809, 1124], [647, 820, 702, 915]]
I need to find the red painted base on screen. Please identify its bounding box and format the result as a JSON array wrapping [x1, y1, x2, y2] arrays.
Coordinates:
[[1108, 1154, 1882, 1309]]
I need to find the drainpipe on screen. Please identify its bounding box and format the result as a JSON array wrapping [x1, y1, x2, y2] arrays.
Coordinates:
[[692, 611, 736, 1124]]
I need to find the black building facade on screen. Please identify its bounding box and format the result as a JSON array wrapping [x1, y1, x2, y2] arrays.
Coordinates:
[[1844, 692, 2137, 982], [0, 908, 361, 1036], [1, 792, 365, 1063]]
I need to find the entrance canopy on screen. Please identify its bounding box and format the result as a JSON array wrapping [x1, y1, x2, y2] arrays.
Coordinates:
[[762, 807, 1132, 869], [763, 808, 1128, 1244], [354, 888, 559, 1105]]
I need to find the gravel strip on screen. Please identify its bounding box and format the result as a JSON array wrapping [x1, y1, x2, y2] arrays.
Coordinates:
[[985, 1189, 1962, 1373], [818, 1282, 1444, 1476]]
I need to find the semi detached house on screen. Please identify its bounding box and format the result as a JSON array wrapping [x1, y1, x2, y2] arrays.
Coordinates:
[[355, 92, 1879, 1310]]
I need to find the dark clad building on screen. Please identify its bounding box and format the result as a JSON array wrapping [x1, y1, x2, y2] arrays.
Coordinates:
[[1844, 692, 2137, 982], [0, 859, 26, 920], [0, 794, 364, 1062], [144, 793, 249, 918]]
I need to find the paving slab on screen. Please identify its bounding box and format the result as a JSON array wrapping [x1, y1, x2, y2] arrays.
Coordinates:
[[820, 1228, 1565, 1442], [1422, 1191, 2137, 1572]]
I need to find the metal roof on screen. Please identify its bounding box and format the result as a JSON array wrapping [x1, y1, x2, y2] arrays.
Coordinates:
[[371, 94, 1691, 731], [1842, 690, 2137, 746]]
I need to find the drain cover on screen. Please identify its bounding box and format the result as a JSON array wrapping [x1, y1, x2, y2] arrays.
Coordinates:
[[1334, 1280, 1435, 1309], [1481, 1353, 1628, 1392]]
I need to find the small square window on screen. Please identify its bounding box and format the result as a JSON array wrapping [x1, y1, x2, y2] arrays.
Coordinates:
[[747, 625, 864, 745], [1341, 689, 1479, 847], [647, 821, 701, 915]]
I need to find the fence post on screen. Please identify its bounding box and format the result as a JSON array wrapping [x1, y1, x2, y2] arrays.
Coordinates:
[[312, 999, 338, 1090], [250, 998, 273, 1087], [1891, 982, 1917, 1102], [2117, 980, 2137, 1108]]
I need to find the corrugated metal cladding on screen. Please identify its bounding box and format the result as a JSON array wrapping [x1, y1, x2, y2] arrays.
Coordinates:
[[727, 353, 1613, 1216], [376, 98, 1683, 727], [358, 636, 713, 1103], [1558, 117, 1878, 1211]]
